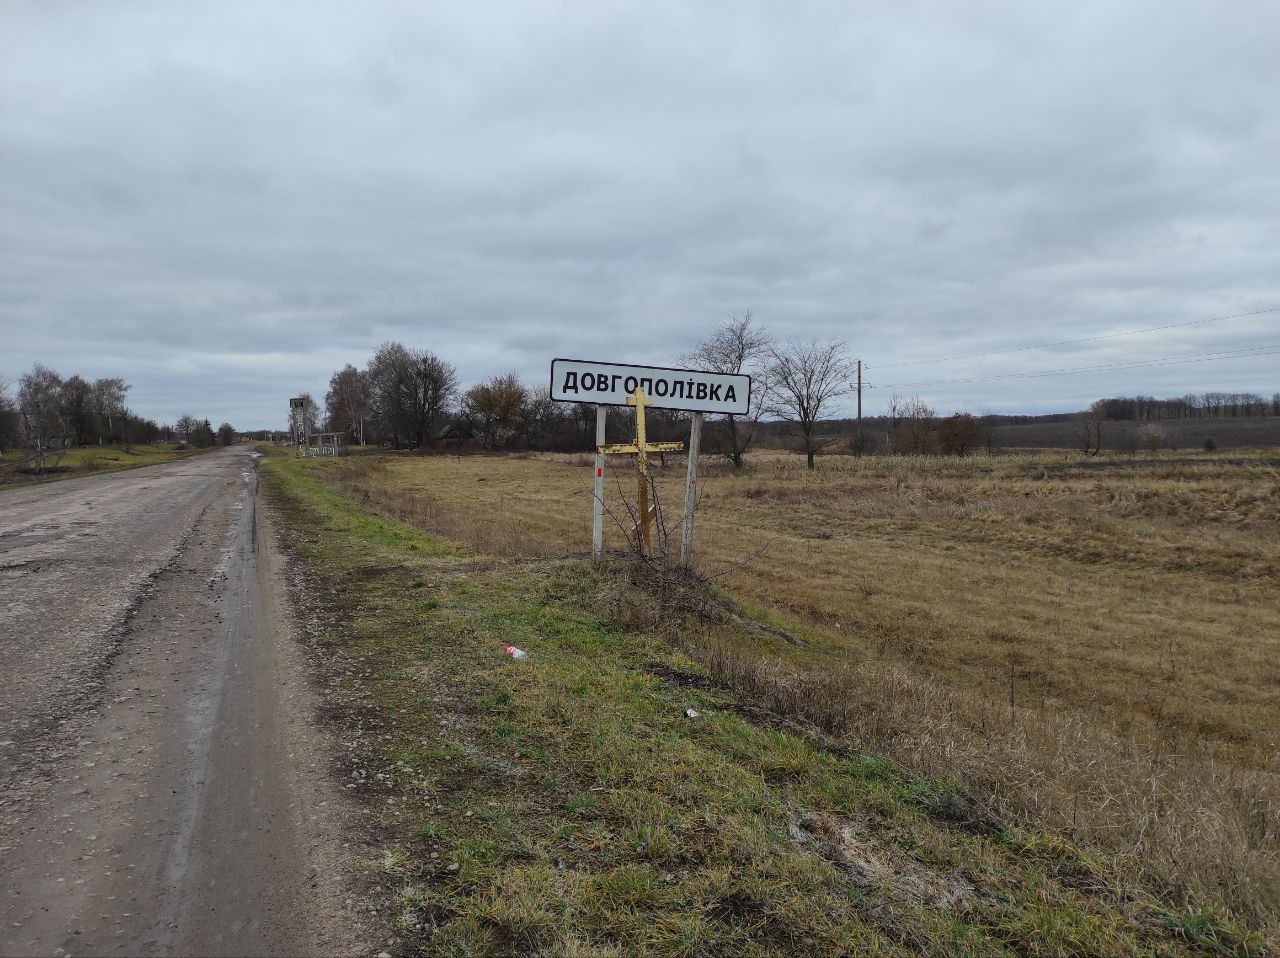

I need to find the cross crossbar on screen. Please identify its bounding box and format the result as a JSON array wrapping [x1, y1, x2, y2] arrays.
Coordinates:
[[599, 442, 683, 455], [597, 386, 683, 555]]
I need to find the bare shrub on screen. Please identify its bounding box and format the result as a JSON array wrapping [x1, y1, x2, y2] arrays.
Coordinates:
[[938, 412, 983, 456], [888, 395, 935, 455], [1074, 405, 1103, 456], [1141, 423, 1169, 453]]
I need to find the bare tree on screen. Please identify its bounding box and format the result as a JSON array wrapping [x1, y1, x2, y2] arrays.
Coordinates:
[[407, 349, 457, 448], [0, 377, 19, 455], [325, 364, 370, 445], [979, 413, 999, 453], [366, 342, 415, 447], [1073, 402, 1104, 456], [462, 372, 527, 450], [520, 385, 561, 448], [1088, 400, 1105, 455], [61, 374, 98, 446], [887, 394, 935, 454], [765, 339, 855, 469], [364, 343, 456, 448], [18, 365, 69, 470], [92, 378, 129, 442], [887, 394, 905, 451], [217, 422, 237, 446], [682, 310, 773, 468], [905, 397, 935, 453]]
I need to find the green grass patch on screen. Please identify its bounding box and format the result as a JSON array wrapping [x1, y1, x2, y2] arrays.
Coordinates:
[[262, 450, 1268, 957]]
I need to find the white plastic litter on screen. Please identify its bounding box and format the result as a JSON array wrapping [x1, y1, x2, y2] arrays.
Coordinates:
[[683, 708, 701, 719], [502, 646, 528, 659]]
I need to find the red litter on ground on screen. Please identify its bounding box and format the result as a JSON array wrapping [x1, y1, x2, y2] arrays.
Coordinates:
[[502, 646, 528, 659]]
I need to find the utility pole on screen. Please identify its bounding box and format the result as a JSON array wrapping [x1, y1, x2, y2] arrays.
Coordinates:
[[855, 359, 863, 456]]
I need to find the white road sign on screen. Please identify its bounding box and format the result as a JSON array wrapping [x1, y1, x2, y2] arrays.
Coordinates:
[[550, 358, 752, 415]]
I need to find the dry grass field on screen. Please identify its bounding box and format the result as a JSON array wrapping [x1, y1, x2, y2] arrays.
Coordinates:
[[308, 447, 1280, 931]]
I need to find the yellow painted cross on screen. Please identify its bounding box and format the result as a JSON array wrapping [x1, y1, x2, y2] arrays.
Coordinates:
[[599, 387, 683, 555]]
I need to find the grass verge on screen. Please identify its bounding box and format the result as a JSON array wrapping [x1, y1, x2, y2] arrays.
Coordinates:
[[0, 443, 213, 485], [262, 450, 1269, 956], [296, 450, 1280, 931]]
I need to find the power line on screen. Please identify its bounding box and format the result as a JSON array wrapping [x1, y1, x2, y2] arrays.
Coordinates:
[[869, 305, 1280, 370], [867, 344, 1280, 390]]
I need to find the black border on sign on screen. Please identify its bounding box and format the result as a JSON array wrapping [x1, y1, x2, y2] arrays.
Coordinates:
[[549, 357, 753, 414]]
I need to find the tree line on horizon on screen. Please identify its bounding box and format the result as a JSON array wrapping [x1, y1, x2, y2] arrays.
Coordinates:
[[302, 342, 687, 456], [1092, 392, 1279, 421], [306, 316, 870, 469], [8, 323, 1273, 471], [303, 317, 1277, 467], [0, 364, 237, 469]]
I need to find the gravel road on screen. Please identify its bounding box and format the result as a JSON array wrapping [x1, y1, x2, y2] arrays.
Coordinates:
[[0, 449, 376, 956]]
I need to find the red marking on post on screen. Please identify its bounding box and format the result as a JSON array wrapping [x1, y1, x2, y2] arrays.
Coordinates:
[[597, 467, 603, 477]]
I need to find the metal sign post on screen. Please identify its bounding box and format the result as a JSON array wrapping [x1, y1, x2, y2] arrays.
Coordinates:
[[592, 405, 606, 558], [680, 412, 703, 566]]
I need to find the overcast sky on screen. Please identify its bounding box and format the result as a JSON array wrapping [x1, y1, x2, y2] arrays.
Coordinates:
[[2, 1, 1278, 428]]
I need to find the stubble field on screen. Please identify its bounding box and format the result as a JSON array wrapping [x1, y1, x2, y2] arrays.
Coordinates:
[[309, 446, 1280, 929]]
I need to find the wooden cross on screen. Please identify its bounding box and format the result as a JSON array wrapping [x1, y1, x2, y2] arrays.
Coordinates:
[[599, 387, 683, 555]]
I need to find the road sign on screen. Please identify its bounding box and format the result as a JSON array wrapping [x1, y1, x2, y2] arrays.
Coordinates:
[[551, 358, 751, 416]]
